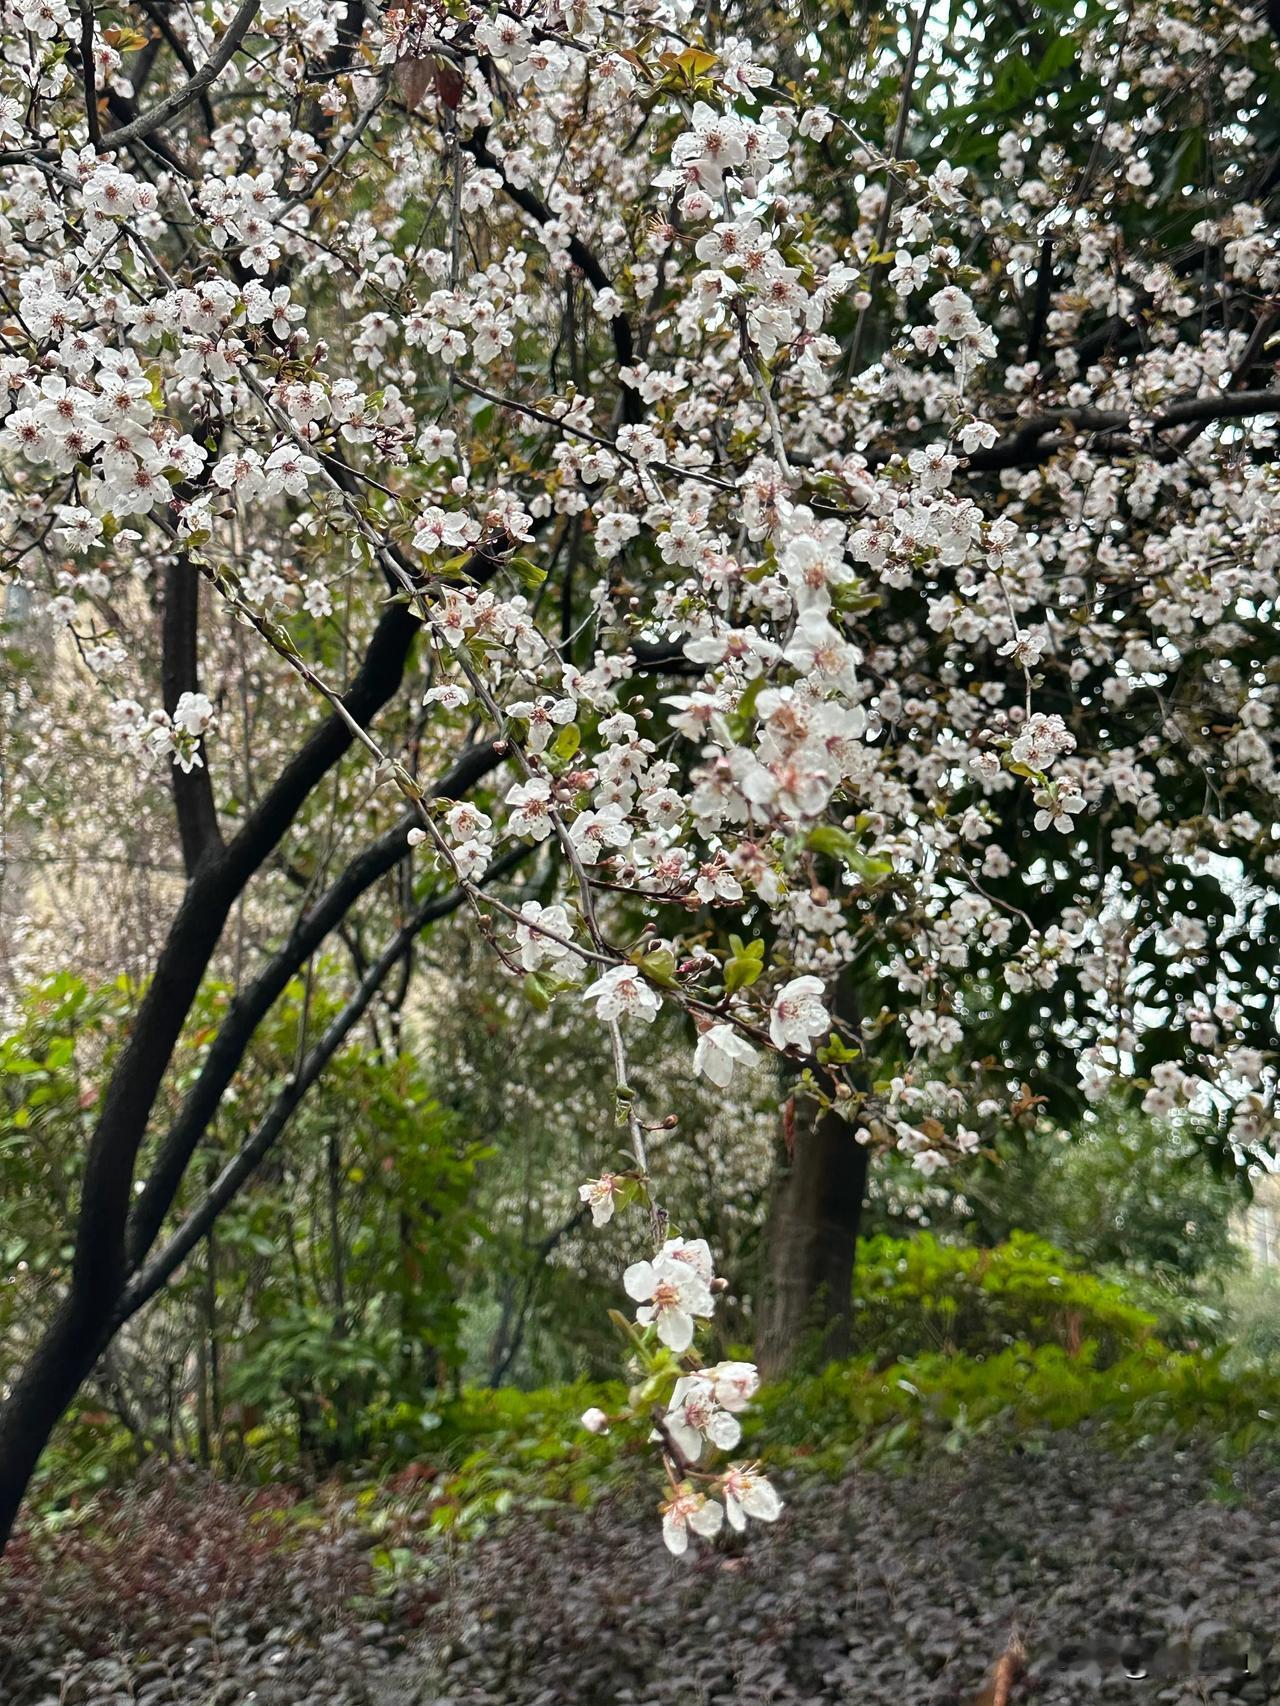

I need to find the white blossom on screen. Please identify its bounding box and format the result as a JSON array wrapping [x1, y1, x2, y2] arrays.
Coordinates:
[[769, 977, 829, 1051], [622, 1251, 715, 1351], [693, 1023, 759, 1089]]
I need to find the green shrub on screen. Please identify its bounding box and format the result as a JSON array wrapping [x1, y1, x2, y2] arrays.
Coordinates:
[[1100, 1265, 1229, 1352], [328, 1337, 1280, 1557], [753, 1343, 1280, 1471], [851, 1232, 1156, 1365], [26, 1404, 143, 1525], [967, 1111, 1243, 1279]]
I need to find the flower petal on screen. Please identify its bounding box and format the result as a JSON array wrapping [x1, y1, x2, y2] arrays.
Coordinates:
[[690, 1497, 724, 1539], [657, 1306, 694, 1352]]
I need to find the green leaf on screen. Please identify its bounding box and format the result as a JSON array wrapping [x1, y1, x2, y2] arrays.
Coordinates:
[[550, 722, 581, 763], [845, 849, 893, 886], [726, 674, 765, 742], [674, 46, 717, 77], [725, 948, 765, 994], [632, 947, 677, 987], [507, 555, 547, 590], [1037, 33, 1078, 79], [805, 826, 892, 887], [817, 1034, 861, 1066], [806, 825, 861, 862]]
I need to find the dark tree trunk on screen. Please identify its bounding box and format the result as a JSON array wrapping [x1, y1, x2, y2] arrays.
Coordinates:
[[0, 1296, 116, 1549], [757, 969, 868, 1379], [756, 1096, 869, 1379], [161, 553, 223, 876]]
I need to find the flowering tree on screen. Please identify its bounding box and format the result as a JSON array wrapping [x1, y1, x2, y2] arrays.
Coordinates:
[[2, 0, 1280, 1555]]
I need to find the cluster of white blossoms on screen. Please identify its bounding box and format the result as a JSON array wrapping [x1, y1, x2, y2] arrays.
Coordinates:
[[623, 1235, 717, 1352], [107, 692, 216, 775], [3, 0, 1279, 1552], [0, 346, 207, 519], [577, 1229, 782, 1556]]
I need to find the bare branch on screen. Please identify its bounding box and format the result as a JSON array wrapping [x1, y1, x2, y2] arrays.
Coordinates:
[[118, 847, 527, 1319], [78, 0, 100, 149], [123, 738, 508, 1272], [96, 0, 261, 156], [962, 388, 1280, 473], [847, 0, 932, 375]]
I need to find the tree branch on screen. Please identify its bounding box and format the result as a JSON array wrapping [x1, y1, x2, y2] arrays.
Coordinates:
[[73, 559, 439, 1302], [460, 125, 640, 421], [1024, 235, 1055, 365], [135, 0, 217, 140], [213, 528, 504, 896], [847, 0, 931, 375], [161, 554, 223, 876], [123, 739, 508, 1270], [96, 0, 260, 156], [1167, 306, 1279, 458], [963, 387, 1280, 473], [78, 0, 100, 148], [117, 847, 527, 1320], [0, 0, 261, 167], [488, 1203, 588, 1385]]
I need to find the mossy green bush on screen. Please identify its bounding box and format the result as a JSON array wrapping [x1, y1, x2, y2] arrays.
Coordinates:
[[851, 1231, 1156, 1364], [350, 1346, 1280, 1546], [752, 1343, 1280, 1474]]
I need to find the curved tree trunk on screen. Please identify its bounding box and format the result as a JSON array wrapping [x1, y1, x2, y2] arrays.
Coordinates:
[[0, 530, 518, 1558], [0, 1297, 116, 1550]]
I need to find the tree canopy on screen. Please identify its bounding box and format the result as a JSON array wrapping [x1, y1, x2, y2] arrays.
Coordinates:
[[1, 0, 1279, 1554]]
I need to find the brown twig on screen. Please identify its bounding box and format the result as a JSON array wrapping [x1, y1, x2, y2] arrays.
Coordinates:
[[974, 1631, 1026, 1705]]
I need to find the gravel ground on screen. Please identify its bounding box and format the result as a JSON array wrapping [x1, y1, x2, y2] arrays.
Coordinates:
[[4, 1435, 1279, 1704]]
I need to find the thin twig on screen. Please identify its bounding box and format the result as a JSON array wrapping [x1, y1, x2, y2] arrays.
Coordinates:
[[847, 0, 932, 374]]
